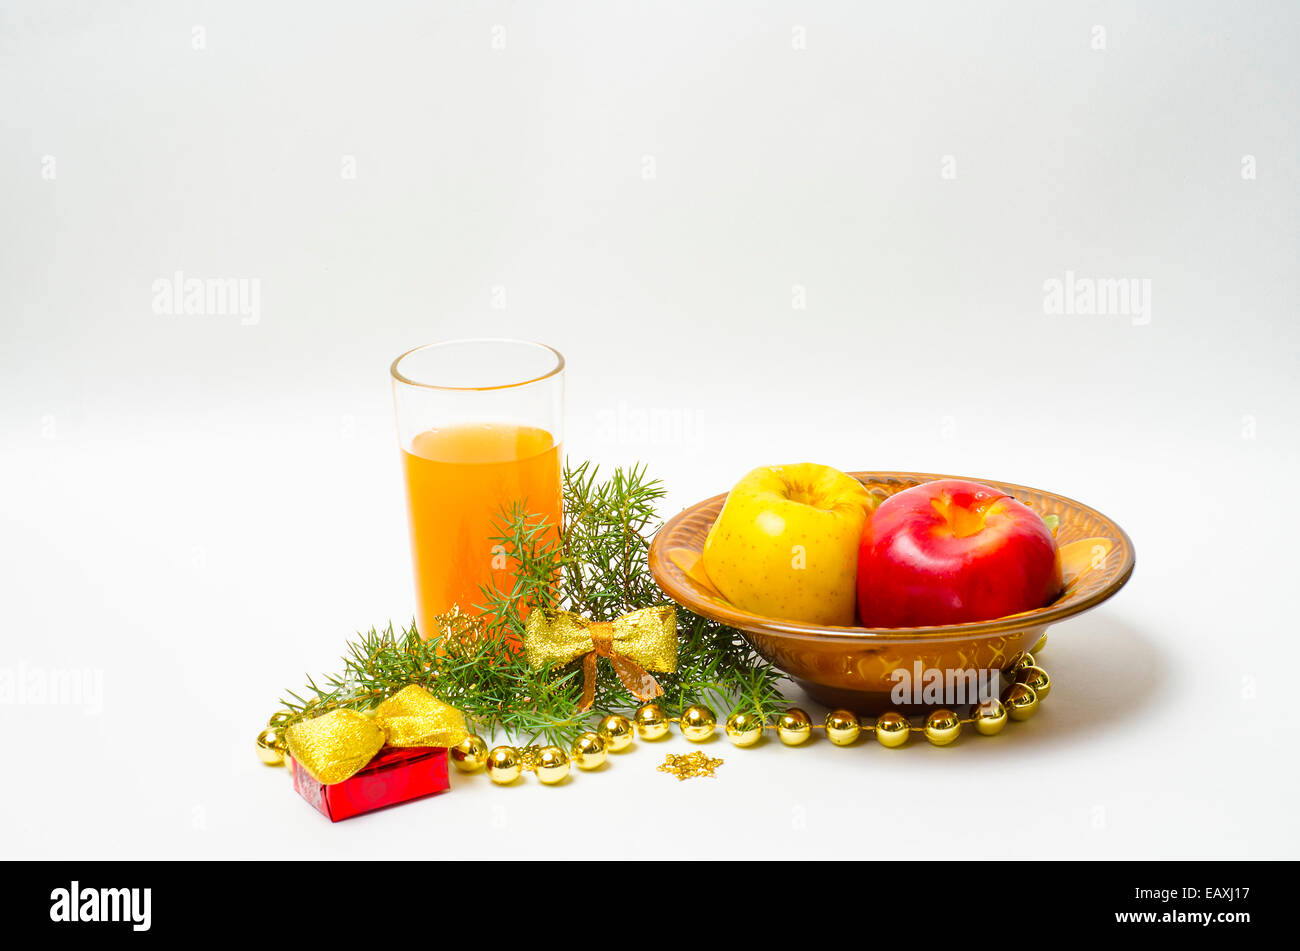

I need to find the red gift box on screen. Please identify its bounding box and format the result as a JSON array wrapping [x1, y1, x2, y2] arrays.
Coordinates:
[[290, 745, 450, 822]]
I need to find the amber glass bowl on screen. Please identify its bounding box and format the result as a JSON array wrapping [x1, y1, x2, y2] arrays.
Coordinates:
[[648, 471, 1135, 714]]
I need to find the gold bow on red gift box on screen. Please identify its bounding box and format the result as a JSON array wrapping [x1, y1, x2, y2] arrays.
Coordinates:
[[285, 685, 469, 785], [524, 606, 678, 710]]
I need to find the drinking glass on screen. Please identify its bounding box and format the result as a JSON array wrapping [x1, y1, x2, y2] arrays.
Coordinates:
[[391, 339, 564, 641]]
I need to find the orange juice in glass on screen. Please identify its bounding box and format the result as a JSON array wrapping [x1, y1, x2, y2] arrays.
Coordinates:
[[391, 340, 564, 645]]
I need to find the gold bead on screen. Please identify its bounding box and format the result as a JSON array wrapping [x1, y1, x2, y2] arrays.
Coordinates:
[[255, 728, 286, 766], [680, 705, 717, 742], [724, 712, 764, 747], [1011, 652, 1036, 672], [1002, 683, 1039, 721], [1031, 633, 1048, 654], [634, 703, 670, 741], [924, 709, 962, 746], [535, 746, 570, 785], [597, 714, 634, 752], [874, 712, 911, 748], [971, 699, 1008, 736], [777, 708, 812, 746], [1015, 665, 1051, 700], [486, 746, 522, 784], [267, 710, 292, 729], [824, 710, 861, 746], [450, 734, 489, 772], [570, 732, 607, 770]]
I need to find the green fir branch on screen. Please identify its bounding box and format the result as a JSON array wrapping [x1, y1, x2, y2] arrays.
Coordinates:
[[275, 461, 788, 746]]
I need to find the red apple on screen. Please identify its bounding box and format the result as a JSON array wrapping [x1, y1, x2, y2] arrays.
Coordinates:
[[857, 479, 1061, 627]]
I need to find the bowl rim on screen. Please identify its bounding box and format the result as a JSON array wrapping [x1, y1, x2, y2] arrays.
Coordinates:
[[648, 470, 1136, 643]]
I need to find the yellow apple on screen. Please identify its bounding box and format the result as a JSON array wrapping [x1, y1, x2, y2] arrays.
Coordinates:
[[701, 463, 874, 625]]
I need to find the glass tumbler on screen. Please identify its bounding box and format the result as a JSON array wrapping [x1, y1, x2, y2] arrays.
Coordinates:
[[391, 339, 564, 642]]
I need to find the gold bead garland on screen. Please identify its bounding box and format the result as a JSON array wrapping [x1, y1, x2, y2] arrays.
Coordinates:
[[971, 698, 1008, 735], [1002, 682, 1039, 721], [824, 710, 861, 746], [485, 745, 522, 784], [597, 714, 634, 751], [723, 711, 764, 747], [873, 711, 911, 748], [478, 743, 575, 785], [923, 709, 962, 746], [776, 708, 813, 746], [534, 746, 571, 785], [679, 705, 717, 741], [571, 731, 608, 770], [256, 727, 288, 765], [450, 734, 489, 772], [633, 703, 670, 740], [261, 650, 1051, 786], [1017, 665, 1051, 699]]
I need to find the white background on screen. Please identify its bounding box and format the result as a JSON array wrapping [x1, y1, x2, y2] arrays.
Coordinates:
[[2, 1, 1297, 859]]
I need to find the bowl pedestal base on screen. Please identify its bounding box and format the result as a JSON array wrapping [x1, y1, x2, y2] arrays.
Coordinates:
[[795, 679, 995, 717]]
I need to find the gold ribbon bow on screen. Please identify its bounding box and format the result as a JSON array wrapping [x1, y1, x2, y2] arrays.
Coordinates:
[[284, 685, 469, 785], [524, 606, 678, 711]]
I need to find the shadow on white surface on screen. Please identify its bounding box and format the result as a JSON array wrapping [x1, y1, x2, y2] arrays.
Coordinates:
[[777, 610, 1167, 751], [1009, 614, 1168, 747]]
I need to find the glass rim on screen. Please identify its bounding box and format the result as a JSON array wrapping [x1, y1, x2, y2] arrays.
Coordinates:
[[389, 338, 565, 392]]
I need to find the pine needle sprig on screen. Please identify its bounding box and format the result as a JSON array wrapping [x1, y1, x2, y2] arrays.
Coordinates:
[[274, 461, 788, 746]]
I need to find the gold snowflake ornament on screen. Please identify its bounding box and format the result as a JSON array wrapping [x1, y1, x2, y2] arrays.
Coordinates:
[[657, 751, 724, 780]]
